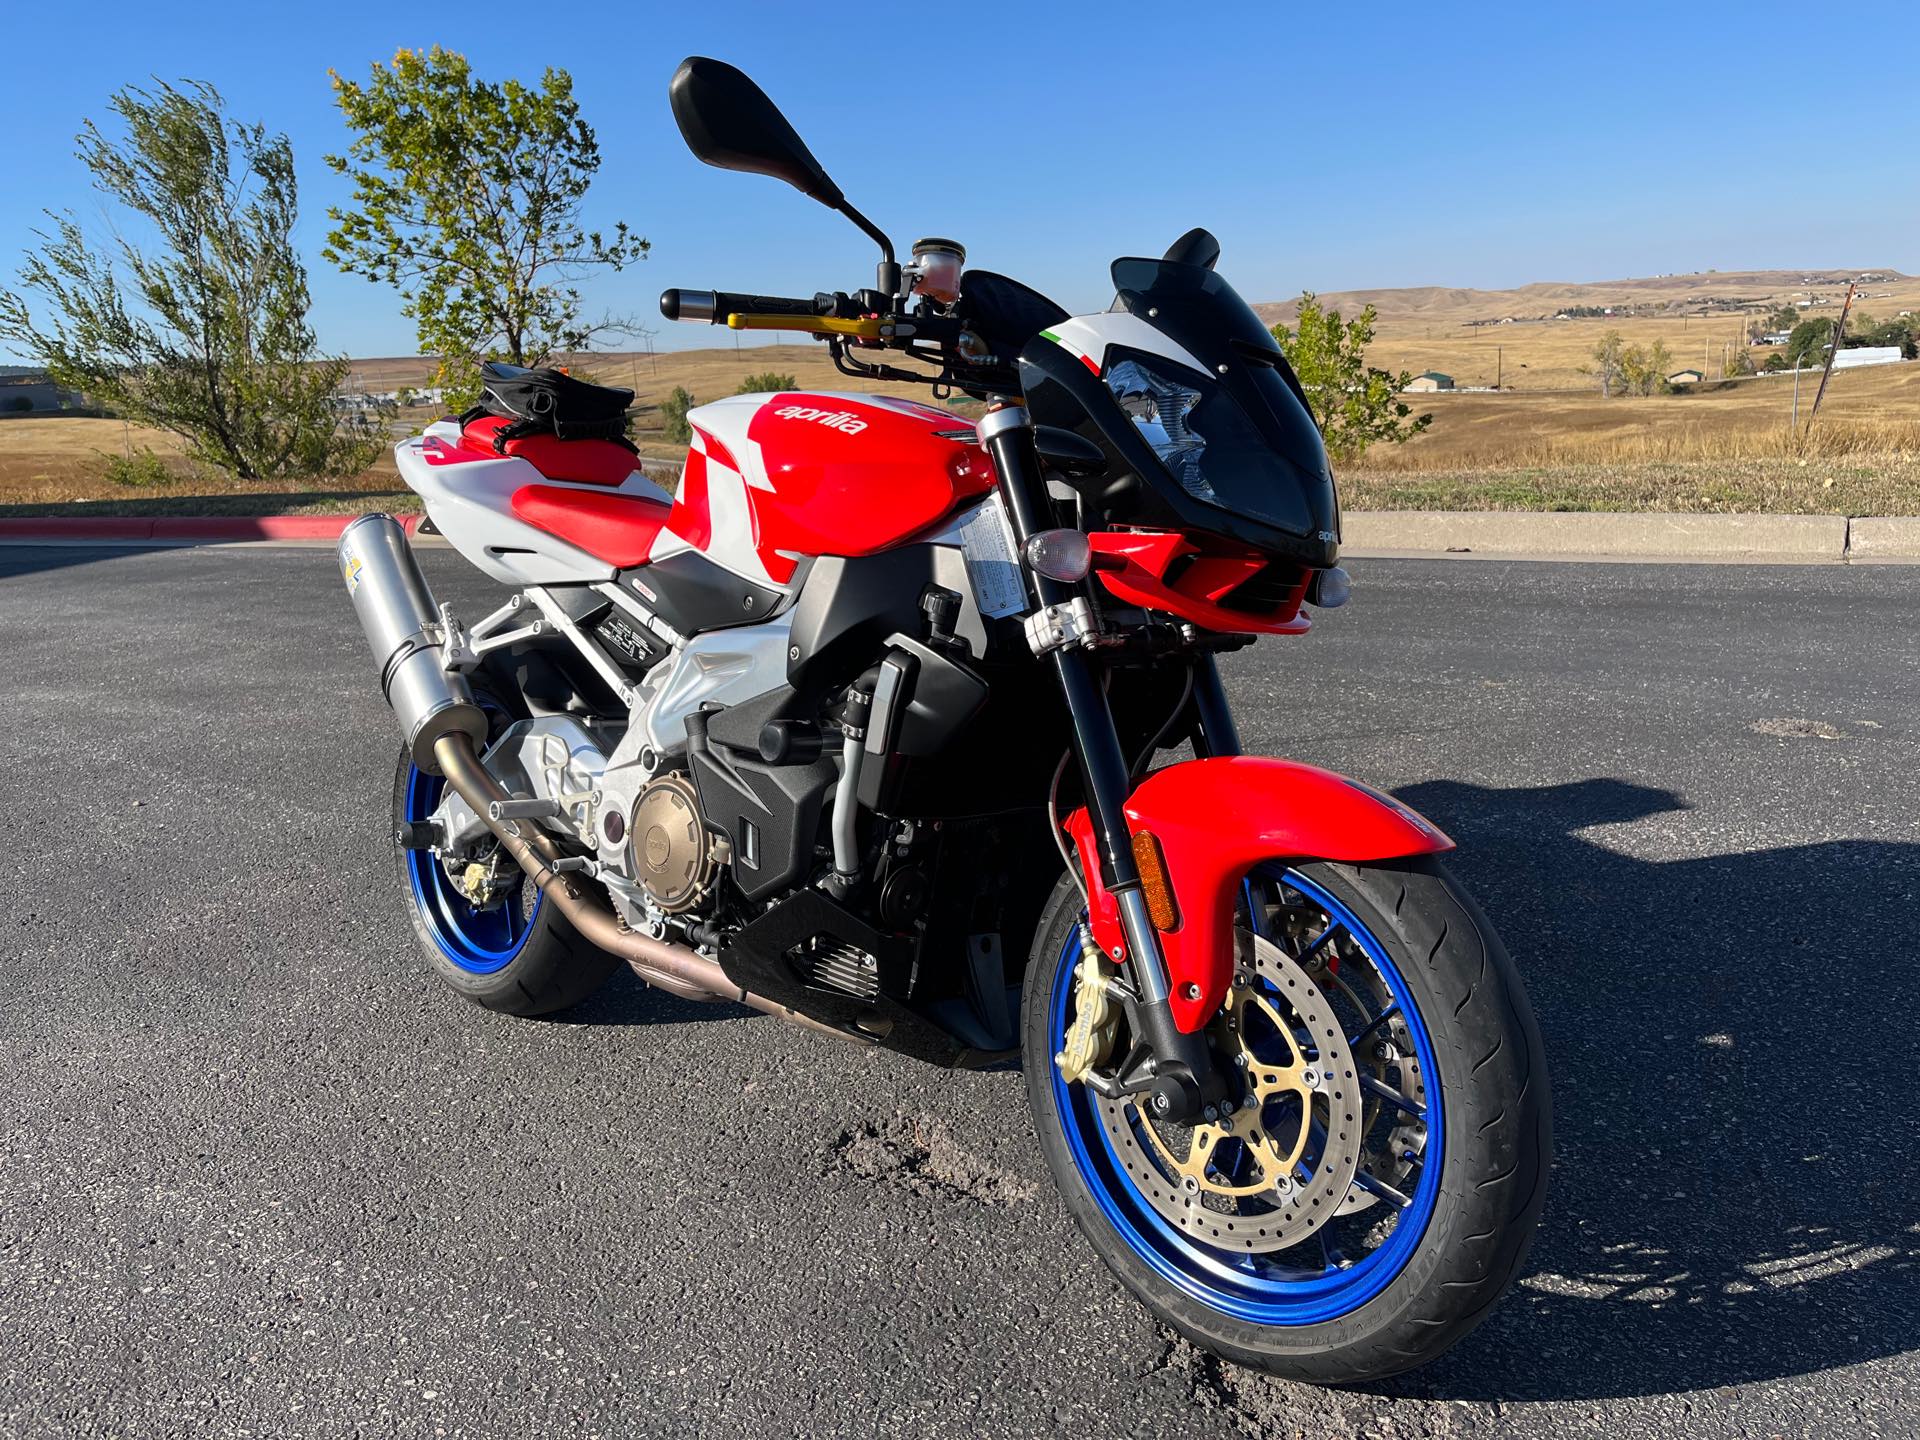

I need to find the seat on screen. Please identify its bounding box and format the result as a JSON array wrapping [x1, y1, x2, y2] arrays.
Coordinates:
[[459, 414, 639, 487], [510, 484, 671, 568]]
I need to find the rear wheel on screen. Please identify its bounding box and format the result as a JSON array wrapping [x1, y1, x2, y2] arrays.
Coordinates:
[[1023, 856, 1549, 1383], [390, 695, 619, 1016]]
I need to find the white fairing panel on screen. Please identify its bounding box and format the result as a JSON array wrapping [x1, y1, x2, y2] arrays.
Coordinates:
[[394, 421, 674, 587]]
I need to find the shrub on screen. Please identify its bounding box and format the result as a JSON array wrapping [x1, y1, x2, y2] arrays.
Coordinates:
[[660, 385, 696, 444], [737, 371, 799, 395], [103, 449, 175, 487]]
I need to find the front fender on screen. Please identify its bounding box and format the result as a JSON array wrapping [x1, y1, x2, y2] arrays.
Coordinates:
[[1065, 757, 1452, 1032]]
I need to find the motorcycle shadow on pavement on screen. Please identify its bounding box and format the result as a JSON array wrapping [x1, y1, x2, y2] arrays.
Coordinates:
[[1380, 776, 1920, 1401]]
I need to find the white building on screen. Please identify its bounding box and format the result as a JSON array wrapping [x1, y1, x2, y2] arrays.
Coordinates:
[[1833, 346, 1904, 370]]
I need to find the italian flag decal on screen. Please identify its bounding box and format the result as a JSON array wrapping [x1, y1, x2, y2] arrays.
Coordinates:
[[1041, 329, 1102, 377]]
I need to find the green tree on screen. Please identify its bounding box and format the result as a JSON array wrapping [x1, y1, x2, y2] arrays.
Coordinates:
[[737, 371, 799, 395], [1618, 338, 1675, 396], [1588, 330, 1625, 397], [0, 81, 383, 480], [1785, 316, 1836, 369], [325, 48, 648, 406], [1722, 347, 1756, 379], [1762, 351, 1789, 372], [660, 385, 696, 444], [1268, 293, 1430, 464], [1766, 304, 1799, 334]]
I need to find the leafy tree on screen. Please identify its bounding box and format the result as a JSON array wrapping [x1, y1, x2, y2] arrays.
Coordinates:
[[737, 371, 799, 395], [1850, 313, 1919, 358], [1762, 351, 1790, 372], [0, 81, 384, 480], [1785, 317, 1836, 369], [325, 48, 648, 407], [1618, 339, 1675, 396], [660, 385, 696, 444], [1722, 347, 1756, 378], [1588, 331, 1625, 397], [1766, 304, 1799, 334], [1268, 293, 1430, 464]]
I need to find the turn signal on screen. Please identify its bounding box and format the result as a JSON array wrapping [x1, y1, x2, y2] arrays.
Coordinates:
[[1132, 830, 1181, 932], [1306, 565, 1352, 608], [1024, 528, 1093, 582]]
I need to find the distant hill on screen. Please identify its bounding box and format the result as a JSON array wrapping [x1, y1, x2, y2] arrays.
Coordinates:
[[1254, 268, 1914, 329]]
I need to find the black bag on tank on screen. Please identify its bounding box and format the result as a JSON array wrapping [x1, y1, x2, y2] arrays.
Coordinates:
[[460, 360, 636, 450]]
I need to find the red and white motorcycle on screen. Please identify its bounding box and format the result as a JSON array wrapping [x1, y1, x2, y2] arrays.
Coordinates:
[[340, 57, 1549, 1383]]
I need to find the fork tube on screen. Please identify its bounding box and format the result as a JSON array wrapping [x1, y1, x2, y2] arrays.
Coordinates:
[[979, 405, 1218, 1113], [1191, 653, 1243, 758]]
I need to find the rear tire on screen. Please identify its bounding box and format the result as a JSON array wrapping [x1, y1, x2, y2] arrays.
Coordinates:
[[1023, 855, 1550, 1384], [390, 698, 620, 1017]]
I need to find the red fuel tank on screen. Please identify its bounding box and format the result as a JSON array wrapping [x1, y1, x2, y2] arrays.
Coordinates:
[[677, 392, 997, 584]]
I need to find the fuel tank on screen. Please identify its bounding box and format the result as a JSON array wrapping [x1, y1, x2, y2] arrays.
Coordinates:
[[667, 392, 996, 586]]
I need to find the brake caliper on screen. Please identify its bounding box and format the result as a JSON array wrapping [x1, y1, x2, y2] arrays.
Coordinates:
[[1055, 921, 1120, 1085]]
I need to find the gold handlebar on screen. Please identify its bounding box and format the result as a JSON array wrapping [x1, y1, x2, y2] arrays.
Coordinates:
[[725, 312, 885, 339]]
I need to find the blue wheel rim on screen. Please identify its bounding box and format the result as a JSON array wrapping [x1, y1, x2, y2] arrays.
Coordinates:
[[402, 762, 542, 975], [1049, 867, 1444, 1326]]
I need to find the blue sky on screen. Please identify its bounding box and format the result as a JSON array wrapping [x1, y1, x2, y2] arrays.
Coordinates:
[[4, 1, 1915, 362]]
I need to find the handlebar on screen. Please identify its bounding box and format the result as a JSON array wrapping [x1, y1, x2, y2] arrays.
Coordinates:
[[659, 288, 820, 324]]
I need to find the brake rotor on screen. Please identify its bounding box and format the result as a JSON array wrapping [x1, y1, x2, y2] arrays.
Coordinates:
[[1262, 889, 1428, 1219], [1089, 929, 1364, 1254]]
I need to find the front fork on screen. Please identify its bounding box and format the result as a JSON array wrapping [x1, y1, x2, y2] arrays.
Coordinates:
[[979, 405, 1229, 1120]]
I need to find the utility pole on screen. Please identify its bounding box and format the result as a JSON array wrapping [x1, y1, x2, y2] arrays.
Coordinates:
[[1805, 280, 1856, 433], [1496, 346, 1502, 390]]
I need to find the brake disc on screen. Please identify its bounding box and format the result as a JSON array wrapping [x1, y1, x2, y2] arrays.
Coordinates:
[[1321, 958, 1427, 1217], [1089, 929, 1364, 1254]]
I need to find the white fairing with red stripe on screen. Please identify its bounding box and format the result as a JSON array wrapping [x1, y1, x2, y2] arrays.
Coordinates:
[[393, 420, 672, 586]]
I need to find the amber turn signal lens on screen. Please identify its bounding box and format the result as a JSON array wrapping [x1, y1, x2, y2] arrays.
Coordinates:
[[1132, 830, 1180, 932]]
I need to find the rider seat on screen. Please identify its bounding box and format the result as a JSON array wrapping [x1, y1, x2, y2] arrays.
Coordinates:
[[510, 484, 671, 569], [458, 415, 640, 488]]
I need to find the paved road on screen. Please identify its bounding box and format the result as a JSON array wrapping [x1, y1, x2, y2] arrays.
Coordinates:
[[3, 544, 1917, 1439]]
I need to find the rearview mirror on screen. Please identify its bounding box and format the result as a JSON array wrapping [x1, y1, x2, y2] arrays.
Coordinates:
[[669, 57, 843, 207]]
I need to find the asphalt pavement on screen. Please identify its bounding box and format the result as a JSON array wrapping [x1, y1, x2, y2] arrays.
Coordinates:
[[2, 543, 1917, 1439]]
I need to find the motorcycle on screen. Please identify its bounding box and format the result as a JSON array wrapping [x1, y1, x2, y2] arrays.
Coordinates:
[[339, 56, 1550, 1383]]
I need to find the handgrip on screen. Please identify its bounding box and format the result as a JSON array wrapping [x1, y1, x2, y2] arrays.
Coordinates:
[[659, 288, 821, 323]]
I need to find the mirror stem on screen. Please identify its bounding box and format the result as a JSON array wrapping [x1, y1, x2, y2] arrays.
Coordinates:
[[837, 201, 900, 296]]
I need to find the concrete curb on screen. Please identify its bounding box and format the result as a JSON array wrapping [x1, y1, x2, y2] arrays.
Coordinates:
[[0, 513, 425, 545], [1342, 510, 1855, 562], [1844, 517, 1920, 561]]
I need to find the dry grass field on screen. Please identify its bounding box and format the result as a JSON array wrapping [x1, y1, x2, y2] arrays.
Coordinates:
[[4, 268, 1915, 517]]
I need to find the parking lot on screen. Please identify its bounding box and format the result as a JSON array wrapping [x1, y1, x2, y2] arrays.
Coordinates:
[[2, 543, 1916, 1438]]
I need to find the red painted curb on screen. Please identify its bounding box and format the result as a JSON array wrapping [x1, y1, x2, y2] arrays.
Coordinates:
[[0, 512, 423, 544]]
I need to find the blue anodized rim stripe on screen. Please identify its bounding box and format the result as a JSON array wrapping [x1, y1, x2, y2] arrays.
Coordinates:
[[403, 764, 542, 975], [1049, 867, 1444, 1325]]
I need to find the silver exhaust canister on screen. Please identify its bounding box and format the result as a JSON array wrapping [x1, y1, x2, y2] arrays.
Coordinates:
[[338, 514, 486, 774]]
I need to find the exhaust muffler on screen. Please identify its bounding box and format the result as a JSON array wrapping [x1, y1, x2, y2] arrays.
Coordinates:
[[338, 514, 486, 775]]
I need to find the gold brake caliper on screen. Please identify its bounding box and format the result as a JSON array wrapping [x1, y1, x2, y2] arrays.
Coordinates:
[[1054, 921, 1119, 1085]]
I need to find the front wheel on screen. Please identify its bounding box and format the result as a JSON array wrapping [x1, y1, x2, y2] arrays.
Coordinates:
[[1023, 856, 1550, 1384]]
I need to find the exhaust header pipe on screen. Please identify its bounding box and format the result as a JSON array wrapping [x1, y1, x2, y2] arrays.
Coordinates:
[[338, 514, 485, 774]]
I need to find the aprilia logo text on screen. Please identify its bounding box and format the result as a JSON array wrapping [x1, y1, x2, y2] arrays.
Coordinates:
[[774, 405, 868, 435]]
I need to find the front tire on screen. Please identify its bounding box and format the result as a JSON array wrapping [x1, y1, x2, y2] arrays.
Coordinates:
[[1023, 856, 1550, 1384]]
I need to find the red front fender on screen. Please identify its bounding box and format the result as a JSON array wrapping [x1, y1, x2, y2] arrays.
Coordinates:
[[1065, 757, 1453, 1032]]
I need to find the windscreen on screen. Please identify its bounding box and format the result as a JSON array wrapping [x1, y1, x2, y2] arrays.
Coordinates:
[[1105, 258, 1335, 540]]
